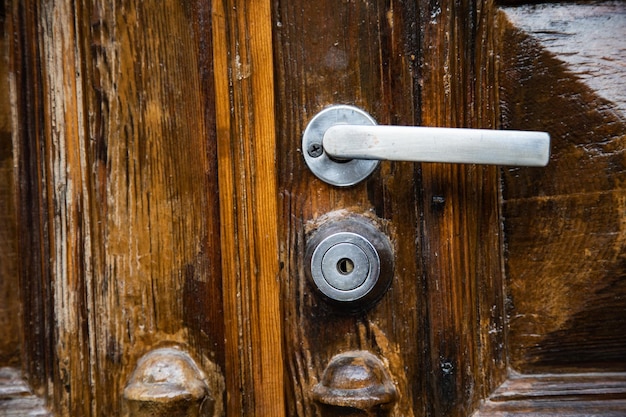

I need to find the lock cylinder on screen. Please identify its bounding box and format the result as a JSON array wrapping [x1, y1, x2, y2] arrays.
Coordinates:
[[305, 214, 394, 310], [310, 232, 379, 302]]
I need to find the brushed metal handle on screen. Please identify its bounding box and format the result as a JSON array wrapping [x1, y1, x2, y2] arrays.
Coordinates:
[[324, 125, 550, 166], [303, 105, 550, 186]]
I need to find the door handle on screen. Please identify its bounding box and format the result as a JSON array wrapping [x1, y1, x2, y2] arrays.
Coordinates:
[[303, 105, 550, 186]]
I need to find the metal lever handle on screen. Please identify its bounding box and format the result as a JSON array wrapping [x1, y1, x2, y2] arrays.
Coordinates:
[[324, 125, 550, 166], [303, 105, 550, 187]]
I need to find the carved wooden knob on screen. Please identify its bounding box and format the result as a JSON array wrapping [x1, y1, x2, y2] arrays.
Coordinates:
[[311, 351, 397, 413]]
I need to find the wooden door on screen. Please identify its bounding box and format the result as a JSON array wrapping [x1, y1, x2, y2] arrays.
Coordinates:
[[4, 0, 626, 416]]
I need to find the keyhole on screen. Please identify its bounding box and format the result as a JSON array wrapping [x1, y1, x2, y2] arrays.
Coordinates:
[[337, 258, 355, 275]]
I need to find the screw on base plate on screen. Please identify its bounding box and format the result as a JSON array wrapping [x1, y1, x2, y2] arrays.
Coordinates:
[[308, 142, 323, 158]]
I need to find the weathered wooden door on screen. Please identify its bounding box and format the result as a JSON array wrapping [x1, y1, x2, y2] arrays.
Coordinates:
[[4, 0, 626, 416]]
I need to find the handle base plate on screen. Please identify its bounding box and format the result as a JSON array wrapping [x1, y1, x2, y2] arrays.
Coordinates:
[[302, 105, 379, 187]]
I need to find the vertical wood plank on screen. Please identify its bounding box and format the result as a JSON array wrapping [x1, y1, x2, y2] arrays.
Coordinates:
[[0, 2, 21, 367], [38, 2, 94, 413], [91, 2, 226, 414], [274, 0, 507, 415], [212, 0, 285, 415], [419, 1, 507, 415], [10, 1, 226, 415], [273, 1, 425, 416], [11, 0, 64, 400]]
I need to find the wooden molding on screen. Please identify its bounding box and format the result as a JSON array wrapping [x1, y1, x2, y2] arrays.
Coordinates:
[[475, 372, 626, 416]]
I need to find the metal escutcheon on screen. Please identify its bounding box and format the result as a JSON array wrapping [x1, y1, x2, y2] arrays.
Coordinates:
[[302, 105, 379, 187], [305, 214, 393, 311]]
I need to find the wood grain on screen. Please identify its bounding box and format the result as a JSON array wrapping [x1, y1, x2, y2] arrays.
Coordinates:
[[211, 0, 285, 415], [497, 5, 626, 373], [0, 5, 21, 367], [490, 372, 626, 402], [10, 1, 625, 415], [503, 2, 626, 116], [273, 1, 422, 414], [10, 1, 226, 415], [419, 0, 507, 414], [0, 368, 50, 416], [475, 372, 626, 416], [11, 1, 55, 396], [274, 0, 506, 416]]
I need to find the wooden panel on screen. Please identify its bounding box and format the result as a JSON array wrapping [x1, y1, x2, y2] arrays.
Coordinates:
[[503, 3, 626, 115], [211, 1, 285, 416], [497, 4, 626, 373], [10, 1, 225, 415], [274, 0, 506, 415]]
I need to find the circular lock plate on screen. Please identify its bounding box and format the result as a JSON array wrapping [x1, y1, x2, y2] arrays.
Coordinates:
[[302, 105, 380, 187], [305, 214, 394, 311]]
